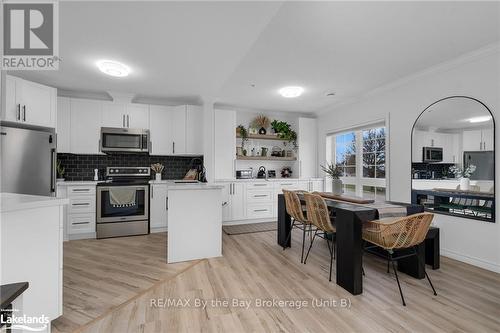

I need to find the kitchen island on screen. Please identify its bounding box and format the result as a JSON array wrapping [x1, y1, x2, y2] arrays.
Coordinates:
[[151, 182, 224, 263], [1, 193, 68, 329]]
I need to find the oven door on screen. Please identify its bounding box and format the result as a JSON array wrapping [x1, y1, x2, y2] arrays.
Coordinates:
[[100, 127, 150, 153], [97, 185, 149, 223]]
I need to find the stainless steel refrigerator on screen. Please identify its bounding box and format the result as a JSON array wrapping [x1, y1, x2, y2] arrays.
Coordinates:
[[1, 124, 57, 196], [463, 151, 494, 181]]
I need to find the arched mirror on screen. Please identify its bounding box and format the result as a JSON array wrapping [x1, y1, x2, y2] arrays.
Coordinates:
[[411, 96, 495, 222]]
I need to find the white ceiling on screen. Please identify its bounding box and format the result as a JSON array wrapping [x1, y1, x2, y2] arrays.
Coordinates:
[[10, 1, 500, 113]]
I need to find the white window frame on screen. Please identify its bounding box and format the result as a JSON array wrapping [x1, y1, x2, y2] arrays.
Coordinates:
[[326, 123, 387, 200]]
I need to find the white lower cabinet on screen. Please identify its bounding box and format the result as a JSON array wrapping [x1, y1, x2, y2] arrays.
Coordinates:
[[57, 184, 97, 240], [219, 179, 325, 223], [150, 184, 168, 232]]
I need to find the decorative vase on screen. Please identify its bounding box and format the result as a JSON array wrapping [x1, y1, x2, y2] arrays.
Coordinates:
[[156, 173, 162, 181], [259, 127, 267, 135], [332, 179, 343, 195], [460, 177, 470, 190]]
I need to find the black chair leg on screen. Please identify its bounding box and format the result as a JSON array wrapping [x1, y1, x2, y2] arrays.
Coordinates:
[[327, 239, 334, 282], [390, 256, 406, 306], [300, 223, 306, 263], [387, 259, 390, 273], [303, 230, 318, 264]]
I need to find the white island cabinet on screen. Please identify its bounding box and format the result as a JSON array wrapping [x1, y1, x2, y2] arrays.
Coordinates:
[[166, 183, 223, 263], [1, 193, 68, 328]]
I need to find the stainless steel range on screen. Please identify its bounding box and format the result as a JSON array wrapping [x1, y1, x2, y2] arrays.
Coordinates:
[[96, 167, 150, 239]]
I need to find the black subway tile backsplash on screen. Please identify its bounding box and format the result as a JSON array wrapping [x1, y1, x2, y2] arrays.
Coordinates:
[[57, 153, 203, 181]]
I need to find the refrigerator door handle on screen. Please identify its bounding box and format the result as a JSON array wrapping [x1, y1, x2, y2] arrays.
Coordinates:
[[51, 148, 57, 193], [22, 105, 26, 122], [17, 104, 21, 120]]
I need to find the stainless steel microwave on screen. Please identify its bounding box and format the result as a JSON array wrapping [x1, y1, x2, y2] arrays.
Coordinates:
[[100, 127, 150, 154], [422, 147, 443, 162]]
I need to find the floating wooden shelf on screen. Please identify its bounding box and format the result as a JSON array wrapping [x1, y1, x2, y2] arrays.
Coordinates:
[[236, 133, 284, 141], [236, 156, 297, 161]]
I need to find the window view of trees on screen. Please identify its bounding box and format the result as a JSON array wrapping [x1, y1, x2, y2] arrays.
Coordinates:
[[329, 126, 386, 201]]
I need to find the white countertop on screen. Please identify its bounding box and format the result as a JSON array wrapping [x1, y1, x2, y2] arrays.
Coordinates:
[[149, 180, 223, 190], [1, 193, 69, 213], [215, 177, 324, 182], [56, 180, 99, 186]]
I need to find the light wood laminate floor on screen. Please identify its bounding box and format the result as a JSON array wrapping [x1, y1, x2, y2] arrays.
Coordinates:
[[52, 233, 196, 333], [58, 231, 500, 332]]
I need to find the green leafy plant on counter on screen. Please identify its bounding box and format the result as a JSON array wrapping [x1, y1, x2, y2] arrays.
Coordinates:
[[56, 160, 65, 179], [270, 120, 298, 150], [321, 163, 343, 179]]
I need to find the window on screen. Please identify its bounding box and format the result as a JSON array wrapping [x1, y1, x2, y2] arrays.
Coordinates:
[[326, 125, 387, 201], [335, 132, 356, 177]]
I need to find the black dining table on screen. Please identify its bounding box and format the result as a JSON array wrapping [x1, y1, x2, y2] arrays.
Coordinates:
[[277, 193, 425, 295]]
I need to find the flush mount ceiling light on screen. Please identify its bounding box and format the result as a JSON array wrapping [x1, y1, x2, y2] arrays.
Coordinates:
[[469, 115, 491, 123], [96, 60, 131, 77], [279, 86, 304, 98]]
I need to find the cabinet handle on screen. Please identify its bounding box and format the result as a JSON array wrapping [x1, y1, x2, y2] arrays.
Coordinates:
[[172, 142, 175, 154], [122, 115, 125, 127], [166, 197, 168, 210], [72, 203, 90, 206], [222, 201, 228, 206], [254, 194, 267, 198], [72, 221, 90, 225], [72, 188, 90, 192], [16, 104, 21, 120], [22, 105, 26, 122], [483, 141, 486, 150], [127, 115, 130, 128], [254, 209, 268, 212], [233, 183, 236, 195]]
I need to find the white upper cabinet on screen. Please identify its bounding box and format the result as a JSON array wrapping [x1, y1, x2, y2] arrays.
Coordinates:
[[56, 97, 71, 153], [481, 128, 494, 151], [186, 105, 203, 155], [70, 98, 102, 154], [102, 102, 149, 129], [171, 106, 186, 154], [149, 105, 173, 155], [214, 109, 236, 180], [298, 117, 317, 178], [3, 75, 56, 128], [102, 102, 126, 128], [127, 104, 149, 129], [463, 129, 493, 152]]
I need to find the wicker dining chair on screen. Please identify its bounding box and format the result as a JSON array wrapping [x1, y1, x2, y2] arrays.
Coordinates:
[[282, 190, 314, 263], [303, 193, 337, 281], [362, 212, 437, 306]]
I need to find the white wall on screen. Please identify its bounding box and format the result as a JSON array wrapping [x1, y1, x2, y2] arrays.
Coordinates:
[[317, 45, 500, 272]]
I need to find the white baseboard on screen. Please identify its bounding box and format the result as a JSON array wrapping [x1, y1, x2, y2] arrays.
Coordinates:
[[150, 227, 167, 233], [441, 248, 500, 273], [68, 232, 96, 240], [223, 218, 276, 226]]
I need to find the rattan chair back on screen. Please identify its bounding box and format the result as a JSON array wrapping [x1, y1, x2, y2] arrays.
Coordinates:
[[283, 190, 307, 223], [363, 213, 434, 250], [304, 193, 335, 233]]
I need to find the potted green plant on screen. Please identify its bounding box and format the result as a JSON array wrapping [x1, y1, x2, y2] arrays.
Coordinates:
[[56, 160, 65, 181], [321, 163, 343, 195], [236, 125, 249, 155], [271, 120, 298, 150], [449, 164, 476, 190]]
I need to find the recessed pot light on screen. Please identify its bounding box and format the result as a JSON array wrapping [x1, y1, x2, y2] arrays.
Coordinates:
[[279, 86, 304, 98], [96, 60, 131, 77], [469, 116, 491, 123]]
